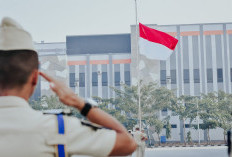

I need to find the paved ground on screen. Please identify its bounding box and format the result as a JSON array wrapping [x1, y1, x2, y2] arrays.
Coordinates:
[[73, 146, 228, 157], [138, 146, 228, 157]]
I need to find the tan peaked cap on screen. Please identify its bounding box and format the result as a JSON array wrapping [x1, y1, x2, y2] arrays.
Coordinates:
[[0, 17, 36, 51]]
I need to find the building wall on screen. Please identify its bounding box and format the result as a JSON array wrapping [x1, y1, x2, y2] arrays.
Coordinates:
[[155, 23, 232, 96], [66, 34, 131, 99], [131, 22, 232, 142], [67, 53, 131, 99]]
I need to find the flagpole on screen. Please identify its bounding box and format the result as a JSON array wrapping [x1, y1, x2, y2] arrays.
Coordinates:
[[134, 0, 142, 131]]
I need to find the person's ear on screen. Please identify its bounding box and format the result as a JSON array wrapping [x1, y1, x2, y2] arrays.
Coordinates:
[[32, 70, 39, 86]]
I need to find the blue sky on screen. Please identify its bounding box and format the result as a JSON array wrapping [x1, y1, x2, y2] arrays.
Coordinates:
[[1, 0, 232, 42]]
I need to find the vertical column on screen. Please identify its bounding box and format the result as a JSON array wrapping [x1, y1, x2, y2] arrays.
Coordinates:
[[211, 35, 218, 92], [175, 45, 179, 97], [97, 64, 102, 98], [86, 55, 90, 98], [177, 26, 183, 143], [198, 35, 203, 94], [226, 25, 232, 93], [221, 33, 227, 92], [177, 26, 183, 96], [75, 65, 79, 94], [180, 36, 185, 95], [228, 33, 232, 93], [223, 24, 229, 93], [188, 36, 194, 95], [102, 64, 108, 99], [109, 54, 113, 98], [120, 64, 124, 90], [200, 25, 206, 94]]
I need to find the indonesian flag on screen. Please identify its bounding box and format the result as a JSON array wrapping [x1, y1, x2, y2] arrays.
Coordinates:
[[139, 23, 178, 60]]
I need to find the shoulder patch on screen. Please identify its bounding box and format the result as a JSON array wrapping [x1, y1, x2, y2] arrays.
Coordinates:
[[43, 109, 72, 116], [81, 120, 103, 131]]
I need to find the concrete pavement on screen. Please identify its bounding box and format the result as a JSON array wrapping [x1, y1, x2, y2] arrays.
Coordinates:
[[73, 146, 228, 157]]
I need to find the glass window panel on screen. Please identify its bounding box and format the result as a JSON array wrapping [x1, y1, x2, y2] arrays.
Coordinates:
[[69, 73, 75, 87], [171, 125, 177, 128], [92, 72, 98, 86], [160, 70, 166, 84], [124, 71, 130, 86], [231, 68, 232, 82], [171, 70, 176, 84], [207, 69, 213, 83], [194, 69, 200, 83], [184, 69, 189, 83], [79, 73, 85, 87], [102, 72, 108, 86], [115, 72, 120, 86], [217, 68, 223, 82]]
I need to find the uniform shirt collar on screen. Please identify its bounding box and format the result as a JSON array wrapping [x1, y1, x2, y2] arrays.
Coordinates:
[[0, 96, 29, 108]]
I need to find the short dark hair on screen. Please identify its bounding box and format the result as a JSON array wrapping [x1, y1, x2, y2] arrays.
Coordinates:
[[0, 50, 39, 90]]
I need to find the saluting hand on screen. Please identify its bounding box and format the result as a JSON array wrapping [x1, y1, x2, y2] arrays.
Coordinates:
[[39, 71, 84, 110]]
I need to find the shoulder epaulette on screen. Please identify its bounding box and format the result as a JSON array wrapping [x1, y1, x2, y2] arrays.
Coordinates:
[[43, 109, 72, 116], [81, 120, 103, 131]]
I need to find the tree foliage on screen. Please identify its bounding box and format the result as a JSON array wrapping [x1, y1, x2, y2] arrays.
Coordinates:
[[30, 95, 82, 118], [30, 82, 232, 144]]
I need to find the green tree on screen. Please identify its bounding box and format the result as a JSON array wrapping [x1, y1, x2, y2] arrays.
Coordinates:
[[217, 91, 232, 143], [147, 116, 164, 145], [198, 92, 219, 144], [30, 95, 82, 118], [171, 95, 198, 144], [100, 81, 176, 131]]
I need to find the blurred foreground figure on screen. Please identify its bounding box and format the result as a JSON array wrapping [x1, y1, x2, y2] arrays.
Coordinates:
[[0, 17, 136, 157], [133, 127, 148, 157]]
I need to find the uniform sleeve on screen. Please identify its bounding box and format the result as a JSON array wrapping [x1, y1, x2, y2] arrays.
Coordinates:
[[64, 116, 116, 157]]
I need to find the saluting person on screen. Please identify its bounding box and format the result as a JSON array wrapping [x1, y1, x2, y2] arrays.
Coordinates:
[[0, 17, 137, 157]]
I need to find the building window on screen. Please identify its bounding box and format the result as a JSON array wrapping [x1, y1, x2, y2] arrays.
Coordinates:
[[171, 124, 177, 128], [161, 108, 168, 116], [207, 69, 213, 83], [217, 69, 223, 82], [79, 73, 85, 87], [164, 124, 177, 128], [115, 72, 120, 86], [124, 71, 130, 86], [102, 72, 108, 86], [69, 73, 75, 87], [184, 69, 189, 83], [194, 69, 200, 83], [231, 68, 232, 82], [92, 72, 98, 86], [160, 70, 166, 84], [170, 70, 176, 84]]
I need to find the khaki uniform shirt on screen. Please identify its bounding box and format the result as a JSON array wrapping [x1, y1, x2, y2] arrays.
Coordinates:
[[0, 96, 116, 157]]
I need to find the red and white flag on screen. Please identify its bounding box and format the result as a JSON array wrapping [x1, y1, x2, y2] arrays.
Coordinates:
[[139, 23, 178, 60]]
